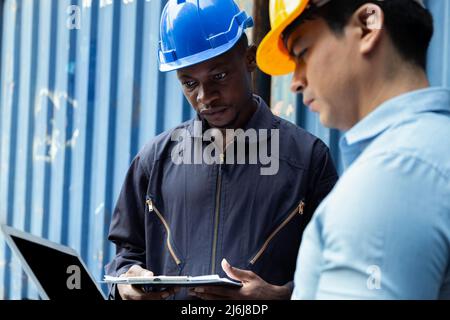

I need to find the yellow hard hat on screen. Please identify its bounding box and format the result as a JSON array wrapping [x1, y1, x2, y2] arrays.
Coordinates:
[[256, 0, 311, 76], [257, 0, 427, 76]]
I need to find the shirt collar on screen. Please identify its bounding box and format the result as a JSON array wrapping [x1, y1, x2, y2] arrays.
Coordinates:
[[340, 87, 450, 168], [343, 87, 450, 145]]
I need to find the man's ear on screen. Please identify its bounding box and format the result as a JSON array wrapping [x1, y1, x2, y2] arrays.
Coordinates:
[[245, 45, 257, 72], [351, 3, 385, 55]]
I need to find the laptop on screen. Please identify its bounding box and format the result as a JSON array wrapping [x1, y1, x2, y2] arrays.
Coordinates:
[[1, 224, 106, 300]]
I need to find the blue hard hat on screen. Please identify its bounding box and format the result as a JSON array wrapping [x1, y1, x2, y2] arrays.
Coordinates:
[[159, 0, 254, 72]]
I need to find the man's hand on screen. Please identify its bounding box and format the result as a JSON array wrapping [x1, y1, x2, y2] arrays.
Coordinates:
[[188, 259, 292, 300], [117, 265, 179, 300]]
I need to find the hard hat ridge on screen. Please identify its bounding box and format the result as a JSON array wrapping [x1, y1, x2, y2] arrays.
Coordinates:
[[159, 0, 254, 72]]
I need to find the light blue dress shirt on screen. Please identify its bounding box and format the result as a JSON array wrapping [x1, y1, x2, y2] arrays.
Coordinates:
[[292, 88, 450, 300]]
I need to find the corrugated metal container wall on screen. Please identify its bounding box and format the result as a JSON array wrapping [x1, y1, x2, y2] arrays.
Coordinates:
[[0, 0, 449, 299], [0, 0, 195, 299], [428, 0, 450, 87]]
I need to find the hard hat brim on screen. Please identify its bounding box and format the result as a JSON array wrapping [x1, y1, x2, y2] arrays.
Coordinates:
[[256, 0, 310, 76], [159, 37, 241, 72]]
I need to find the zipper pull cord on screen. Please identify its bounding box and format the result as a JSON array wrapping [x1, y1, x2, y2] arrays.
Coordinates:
[[146, 199, 154, 212], [299, 201, 305, 215]]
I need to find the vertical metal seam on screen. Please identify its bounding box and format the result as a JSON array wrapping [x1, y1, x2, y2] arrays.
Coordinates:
[[101, 0, 122, 272], [61, 0, 79, 246], [24, 0, 40, 235], [0, 0, 3, 81], [4, 0, 23, 300], [443, 0, 449, 87], [80, 0, 99, 261], [129, 0, 144, 158], [41, 0, 59, 240], [22, 0, 41, 300]]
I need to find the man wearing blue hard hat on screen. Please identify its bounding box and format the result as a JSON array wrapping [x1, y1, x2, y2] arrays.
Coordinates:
[[105, 0, 338, 300]]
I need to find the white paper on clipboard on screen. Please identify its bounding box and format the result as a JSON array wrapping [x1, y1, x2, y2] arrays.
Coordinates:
[[102, 274, 242, 288]]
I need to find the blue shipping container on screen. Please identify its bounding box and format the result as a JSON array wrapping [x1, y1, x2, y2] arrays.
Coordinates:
[[0, 0, 449, 299]]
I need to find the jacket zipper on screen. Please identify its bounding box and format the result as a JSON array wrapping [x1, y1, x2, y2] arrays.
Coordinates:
[[211, 153, 225, 274], [249, 200, 305, 265], [146, 199, 181, 266]]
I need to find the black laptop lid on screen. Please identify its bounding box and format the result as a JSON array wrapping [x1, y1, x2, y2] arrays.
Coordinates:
[[5, 229, 104, 300]]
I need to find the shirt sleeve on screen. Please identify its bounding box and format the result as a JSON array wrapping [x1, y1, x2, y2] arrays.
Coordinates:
[[104, 154, 151, 299], [294, 152, 450, 300]]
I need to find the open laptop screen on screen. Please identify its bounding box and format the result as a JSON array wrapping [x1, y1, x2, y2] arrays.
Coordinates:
[[6, 230, 104, 300]]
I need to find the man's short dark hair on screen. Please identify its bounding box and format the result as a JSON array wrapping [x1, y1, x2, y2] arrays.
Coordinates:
[[284, 0, 434, 70]]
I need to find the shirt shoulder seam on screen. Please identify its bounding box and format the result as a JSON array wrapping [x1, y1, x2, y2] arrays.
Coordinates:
[[356, 150, 450, 182]]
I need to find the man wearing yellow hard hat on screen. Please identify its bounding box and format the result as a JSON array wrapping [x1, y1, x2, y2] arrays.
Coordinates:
[[257, 0, 450, 299]]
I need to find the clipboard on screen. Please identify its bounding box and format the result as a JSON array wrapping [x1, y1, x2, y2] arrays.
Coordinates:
[[102, 274, 243, 288]]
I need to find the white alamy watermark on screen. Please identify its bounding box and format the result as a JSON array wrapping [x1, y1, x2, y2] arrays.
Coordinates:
[[66, 265, 81, 290], [66, 1, 132, 30], [170, 121, 280, 176], [366, 265, 382, 290], [67, 5, 81, 30]]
